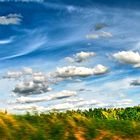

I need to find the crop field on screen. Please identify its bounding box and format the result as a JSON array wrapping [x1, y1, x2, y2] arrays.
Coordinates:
[[0, 106, 139, 140]]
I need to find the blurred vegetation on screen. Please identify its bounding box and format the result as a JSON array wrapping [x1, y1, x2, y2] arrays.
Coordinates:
[[0, 106, 140, 140]]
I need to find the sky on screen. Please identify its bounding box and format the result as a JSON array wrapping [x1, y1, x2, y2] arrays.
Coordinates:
[[0, 0, 140, 113]]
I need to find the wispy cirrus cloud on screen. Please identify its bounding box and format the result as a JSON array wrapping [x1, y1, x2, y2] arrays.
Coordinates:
[[0, 37, 14, 45], [0, 36, 46, 60]]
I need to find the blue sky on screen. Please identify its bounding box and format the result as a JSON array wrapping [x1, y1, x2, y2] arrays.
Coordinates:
[[0, 0, 140, 113]]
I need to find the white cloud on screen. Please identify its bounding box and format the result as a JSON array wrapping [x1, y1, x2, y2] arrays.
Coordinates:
[[86, 34, 99, 39], [48, 99, 100, 111], [2, 67, 33, 79], [115, 99, 133, 106], [0, 35, 46, 61], [33, 71, 44, 76], [130, 78, 140, 86], [86, 31, 113, 39], [12, 104, 44, 111], [12, 98, 101, 112], [0, 14, 22, 25], [22, 67, 33, 75], [74, 99, 100, 107], [14, 90, 76, 103], [2, 68, 51, 96], [13, 80, 51, 95], [92, 64, 108, 75], [113, 51, 140, 66], [11, 99, 117, 112], [33, 76, 46, 83], [66, 5, 77, 13], [49, 103, 73, 111], [2, 68, 47, 80], [63, 97, 84, 103], [44, 99, 99, 111], [11, 103, 69, 112], [32, 72, 48, 83], [133, 63, 140, 68], [86, 77, 133, 103], [97, 103, 110, 108], [65, 51, 96, 63], [50, 90, 77, 99], [0, 37, 14, 45], [3, 71, 23, 79], [53, 65, 108, 78]]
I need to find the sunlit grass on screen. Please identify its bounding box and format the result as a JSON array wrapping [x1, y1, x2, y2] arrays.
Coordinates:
[[0, 106, 139, 139]]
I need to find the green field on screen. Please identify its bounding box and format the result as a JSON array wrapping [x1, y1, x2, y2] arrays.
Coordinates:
[[0, 106, 140, 140]]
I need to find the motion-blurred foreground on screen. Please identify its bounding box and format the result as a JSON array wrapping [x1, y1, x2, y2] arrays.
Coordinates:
[[0, 106, 140, 140]]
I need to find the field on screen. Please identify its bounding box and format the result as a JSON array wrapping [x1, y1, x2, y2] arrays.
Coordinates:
[[0, 106, 140, 140]]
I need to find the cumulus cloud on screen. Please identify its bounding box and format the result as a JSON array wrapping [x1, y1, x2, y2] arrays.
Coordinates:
[[53, 65, 108, 78], [2, 67, 33, 79], [0, 14, 22, 25], [65, 51, 96, 63], [13, 79, 51, 95], [22, 67, 33, 75], [92, 65, 108, 75], [130, 78, 140, 86], [86, 31, 113, 39], [14, 90, 76, 103], [2, 67, 47, 80], [3, 71, 23, 79], [113, 51, 140, 67], [133, 63, 140, 68], [3, 68, 53, 96], [33, 76, 46, 83]]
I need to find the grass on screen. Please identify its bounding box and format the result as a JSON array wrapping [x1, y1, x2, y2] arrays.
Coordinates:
[[0, 106, 139, 139]]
